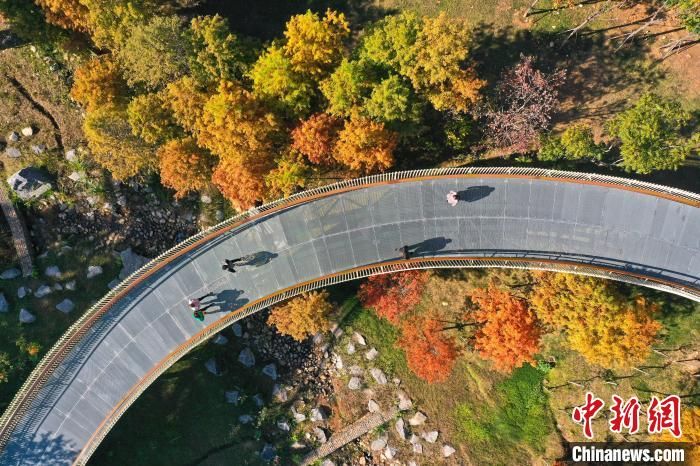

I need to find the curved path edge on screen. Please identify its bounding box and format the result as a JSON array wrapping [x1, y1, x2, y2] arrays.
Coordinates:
[[1, 167, 699, 465]]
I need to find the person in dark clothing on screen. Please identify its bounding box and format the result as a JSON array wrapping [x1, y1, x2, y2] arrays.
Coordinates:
[[395, 245, 410, 260], [222, 257, 245, 273]]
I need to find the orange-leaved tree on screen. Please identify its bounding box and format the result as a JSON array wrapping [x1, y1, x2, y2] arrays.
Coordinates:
[[358, 270, 429, 324], [333, 114, 397, 174], [267, 290, 333, 341], [399, 316, 458, 383], [158, 137, 214, 198], [71, 55, 127, 112], [35, 0, 89, 32], [211, 156, 267, 211], [469, 284, 541, 372], [291, 113, 342, 165], [166, 76, 212, 133], [661, 407, 700, 463], [530, 272, 662, 369], [283, 9, 350, 78]]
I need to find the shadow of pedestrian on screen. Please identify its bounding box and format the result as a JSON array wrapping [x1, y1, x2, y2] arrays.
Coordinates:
[[409, 237, 453, 256], [457, 186, 495, 202], [203, 289, 249, 314], [243, 251, 278, 267]]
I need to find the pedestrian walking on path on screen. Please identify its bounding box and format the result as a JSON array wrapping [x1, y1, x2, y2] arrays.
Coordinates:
[[446, 190, 459, 207], [193, 309, 205, 321], [395, 245, 410, 260], [188, 292, 212, 312], [222, 257, 245, 273]]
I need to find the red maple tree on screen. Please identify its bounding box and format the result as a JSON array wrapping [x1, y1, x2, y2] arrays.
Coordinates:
[[358, 271, 429, 324], [469, 284, 541, 372], [399, 317, 459, 383]]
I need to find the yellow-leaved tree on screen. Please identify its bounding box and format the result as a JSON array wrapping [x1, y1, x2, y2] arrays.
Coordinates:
[[70, 55, 127, 112], [530, 272, 661, 369], [166, 76, 212, 133], [127, 92, 181, 145], [34, 0, 89, 32], [333, 114, 397, 174], [283, 9, 350, 78], [267, 290, 333, 341], [158, 137, 214, 198]]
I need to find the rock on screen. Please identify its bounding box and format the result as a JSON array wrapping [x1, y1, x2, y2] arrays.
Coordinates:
[[384, 446, 397, 460], [348, 377, 361, 390], [30, 144, 46, 154], [370, 435, 387, 451], [253, 394, 264, 407], [262, 363, 277, 380], [1, 268, 21, 280], [0, 293, 7, 313], [17, 286, 29, 298], [272, 384, 288, 402], [205, 358, 221, 376], [65, 149, 77, 161], [442, 444, 456, 457], [345, 342, 355, 354], [290, 441, 306, 450], [7, 168, 52, 200], [412, 442, 423, 454], [64, 280, 76, 291], [21, 126, 33, 137], [292, 410, 306, 423], [409, 411, 427, 426], [215, 210, 224, 222], [200, 194, 212, 204], [260, 444, 276, 462], [393, 378, 401, 385], [68, 171, 83, 182], [368, 400, 380, 413], [370, 368, 387, 385], [224, 390, 239, 404], [365, 348, 378, 361], [55, 299, 74, 314], [232, 323, 243, 337], [7, 131, 19, 142], [395, 418, 406, 440], [321, 460, 335, 466], [86, 265, 103, 279], [5, 147, 21, 158], [352, 332, 366, 346], [310, 408, 325, 422], [238, 414, 253, 424], [313, 427, 327, 444], [333, 353, 343, 370], [34, 285, 52, 298], [19, 308, 35, 323], [277, 420, 290, 432], [422, 431, 439, 443], [238, 347, 255, 367], [117, 248, 150, 280], [332, 326, 343, 338], [398, 392, 413, 411], [349, 365, 363, 376], [53, 283, 63, 291], [44, 265, 61, 279], [212, 333, 228, 345]]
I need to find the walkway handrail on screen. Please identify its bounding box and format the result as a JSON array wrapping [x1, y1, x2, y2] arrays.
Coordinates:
[[1, 167, 699, 459]]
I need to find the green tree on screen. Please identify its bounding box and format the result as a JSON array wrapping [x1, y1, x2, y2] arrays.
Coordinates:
[[607, 93, 697, 174], [265, 152, 313, 198], [188, 15, 252, 85], [560, 124, 604, 160], [364, 74, 423, 124], [320, 59, 375, 116], [250, 45, 315, 116], [82, 0, 153, 50], [360, 11, 421, 74], [127, 92, 181, 144], [0, 352, 12, 383], [118, 15, 192, 89]]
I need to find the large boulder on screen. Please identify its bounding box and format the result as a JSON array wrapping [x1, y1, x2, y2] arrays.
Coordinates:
[[205, 358, 221, 376], [260, 444, 276, 462], [348, 377, 361, 390], [212, 333, 228, 345], [370, 368, 387, 385], [442, 444, 456, 457], [224, 390, 239, 404], [44, 265, 61, 279], [0, 293, 8, 313], [7, 168, 52, 200], [238, 347, 255, 368], [0, 268, 21, 280], [19, 308, 35, 324], [262, 363, 277, 380], [409, 411, 427, 426], [117, 248, 150, 280], [55, 299, 74, 314], [34, 285, 51, 298], [370, 435, 387, 451], [86, 265, 103, 279]]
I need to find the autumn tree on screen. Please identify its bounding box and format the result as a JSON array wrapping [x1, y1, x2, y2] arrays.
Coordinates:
[[538, 124, 604, 162], [211, 156, 267, 210], [360, 11, 421, 74], [291, 113, 341, 165], [530, 272, 662, 369], [195, 81, 282, 169], [70, 55, 127, 111], [283, 9, 350, 78], [157, 137, 214, 198], [127, 92, 181, 144], [364, 74, 423, 125], [399, 317, 458, 383], [34, 0, 89, 32], [265, 152, 313, 198], [267, 290, 333, 341], [487, 56, 566, 152], [333, 115, 397, 174], [358, 270, 429, 324], [82, 0, 154, 50], [661, 407, 700, 464], [166, 76, 211, 132], [250, 45, 315, 116], [320, 59, 375, 116], [118, 15, 192, 89], [188, 15, 252, 86], [469, 285, 541, 372], [83, 105, 156, 180], [607, 93, 697, 174]]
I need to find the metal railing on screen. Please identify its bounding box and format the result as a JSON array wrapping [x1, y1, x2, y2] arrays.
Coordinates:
[[1, 167, 698, 464]]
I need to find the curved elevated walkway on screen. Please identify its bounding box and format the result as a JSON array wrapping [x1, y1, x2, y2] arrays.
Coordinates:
[[1, 168, 699, 465]]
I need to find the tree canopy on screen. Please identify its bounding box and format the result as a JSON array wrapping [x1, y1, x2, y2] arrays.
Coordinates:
[[267, 290, 333, 341], [157, 137, 214, 198], [358, 271, 429, 324], [333, 115, 398, 174], [399, 317, 459, 383]]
